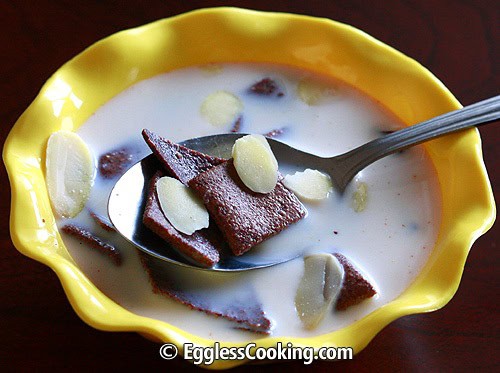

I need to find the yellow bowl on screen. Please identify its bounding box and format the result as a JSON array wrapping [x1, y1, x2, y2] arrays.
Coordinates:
[[3, 7, 495, 369]]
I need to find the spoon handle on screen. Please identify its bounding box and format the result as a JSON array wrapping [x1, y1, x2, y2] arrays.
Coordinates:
[[333, 95, 500, 190]]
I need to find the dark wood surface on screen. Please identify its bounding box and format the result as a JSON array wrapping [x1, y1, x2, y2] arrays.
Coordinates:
[[1, 1, 498, 371]]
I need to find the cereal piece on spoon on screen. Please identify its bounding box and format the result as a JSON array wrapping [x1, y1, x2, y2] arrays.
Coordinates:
[[141, 130, 225, 267], [142, 129, 225, 184], [142, 130, 305, 259], [143, 172, 222, 267], [189, 159, 306, 256]]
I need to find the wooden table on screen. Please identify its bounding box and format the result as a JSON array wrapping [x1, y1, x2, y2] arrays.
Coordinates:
[[1, 1, 498, 371]]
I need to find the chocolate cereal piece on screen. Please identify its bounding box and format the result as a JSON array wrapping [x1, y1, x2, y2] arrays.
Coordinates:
[[142, 129, 225, 184], [263, 127, 286, 138], [143, 172, 223, 267], [333, 253, 376, 310], [61, 224, 122, 266], [90, 211, 116, 232], [98, 148, 135, 178], [230, 116, 243, 133], [140, 253, 272, 334], [249, 78, 284, 97], [189, 160, 306, 256]]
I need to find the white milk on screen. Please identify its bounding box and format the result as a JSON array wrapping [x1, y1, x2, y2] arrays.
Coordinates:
[[62, 63, 441, 342]]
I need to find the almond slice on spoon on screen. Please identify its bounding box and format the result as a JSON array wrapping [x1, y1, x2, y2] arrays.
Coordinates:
[[232, 134, 278, 194], [156, 176, 209, 235]]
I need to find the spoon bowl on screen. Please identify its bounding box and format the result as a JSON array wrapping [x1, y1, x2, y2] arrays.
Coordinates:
[[108, 95, 499, 272], [108, 153, 296, 272]]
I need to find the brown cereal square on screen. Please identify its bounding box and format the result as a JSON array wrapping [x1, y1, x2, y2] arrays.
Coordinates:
[[334, 253, 377, 310], [249, 78, 284, 97], [98, 148, 136, 179], [142, 129, 225, 184], [189, 160, 306, 256], [143, 172, 223, 267], [140, 253, 272, 334], [61, 224, 122, 266]]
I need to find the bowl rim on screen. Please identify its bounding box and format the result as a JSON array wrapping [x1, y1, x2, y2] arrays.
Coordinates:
[[3, 6, 495, 369]]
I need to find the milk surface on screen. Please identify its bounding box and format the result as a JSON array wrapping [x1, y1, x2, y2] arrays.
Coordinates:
[[62, 63, 441, 341]]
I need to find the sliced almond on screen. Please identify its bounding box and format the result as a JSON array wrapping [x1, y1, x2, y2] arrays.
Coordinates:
[[45, 130, 95, 218], [283, 169, 333, 201], [199, 63, 223, 75], [156, 176, 209, 235], [295, 253, 344, 329], [200, 90, 243, 127], [352, 181, 368, 212], [232, 134, 278, 194], [296, 77, 335, 105]]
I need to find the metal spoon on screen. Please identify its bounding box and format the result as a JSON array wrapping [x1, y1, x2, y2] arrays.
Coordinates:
[[108, 95, 499, 271]]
